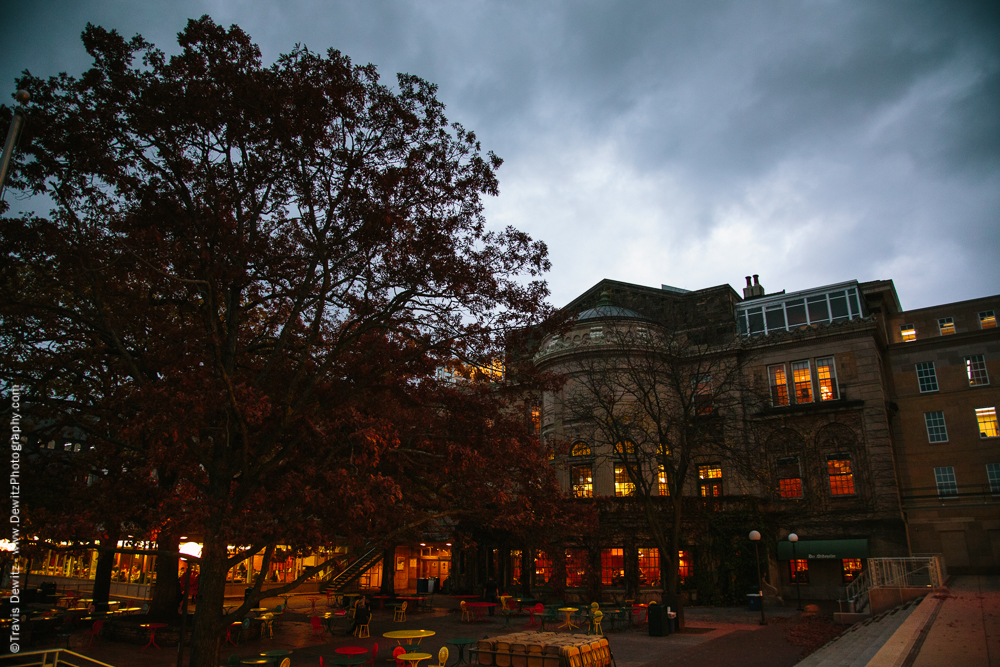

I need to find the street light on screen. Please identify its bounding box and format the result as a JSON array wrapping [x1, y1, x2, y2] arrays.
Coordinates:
[[789, 533, 803, 611], [748, 530, 765, 625]]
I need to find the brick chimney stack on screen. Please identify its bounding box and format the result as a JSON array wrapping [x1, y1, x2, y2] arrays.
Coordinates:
[[743, 274, 766, 299]]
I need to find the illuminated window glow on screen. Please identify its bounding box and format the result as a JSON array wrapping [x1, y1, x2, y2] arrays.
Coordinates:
[[842, 559, 862, 583], [658, 464, 670, 496], [816, 357, 838, 401], [790, 559, 809, 584], [638, 548, 660, 586], [980, 311, 996, 329], [779, 478, 803, 499], [777, 456, 802, 499], [827, 456, 855, 496], [938, 317, 956, 335], [792, 361, 813, 403], [977, 407, 999, 438], [571, 464, 593, 498], [699, 464, 722, 497], [614, 464, 635, 497], [565, 549, 586, 587], [601, 548, 624, 586], [678, 550, 692, 583], [571, 441, 592, 456], [900, 324, 916, 342]]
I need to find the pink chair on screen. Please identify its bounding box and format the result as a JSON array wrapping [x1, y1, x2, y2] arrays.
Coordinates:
[[392, 646, 406, 667], [310, 615, 326, 640], [366, 644, 379, 666], [85, 619, 103, 646]]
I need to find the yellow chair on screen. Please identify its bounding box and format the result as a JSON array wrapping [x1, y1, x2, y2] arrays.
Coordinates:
[[499, 595, 513, 611], [591, 610, 604, 636], [590, 602, 599, 611], [437, 646, 449, 667], [393, 600, 407, 622], [460, 600, 473, 622], [564, 647, 584, 667], [353, 619, 369, 638]]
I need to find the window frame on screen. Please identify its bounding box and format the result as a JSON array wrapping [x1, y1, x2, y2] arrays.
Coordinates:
[[915, 362, 939, 393], [768, 363, 789, 406], [924, 411, 949, 443], [791, 360, 814, 404], [570, 463, 594, 498], [966, 355, 990, 387], [980, 310, 997, 330], [900, 323, 916, 342], [614, 463, 635, 497], [789, 559, 809, 584], [698, 463, 723, 498], [934, 466, 958, 499], [815, 356, 838, 401], [657, 463, 670, 497], [938, 317, 956, 336], [842, 559, 863, 584], [776, 455, 803, 499], [976, 407, 999, 439], [826, 454, 856, 496], [986, 464, 1000, 496]]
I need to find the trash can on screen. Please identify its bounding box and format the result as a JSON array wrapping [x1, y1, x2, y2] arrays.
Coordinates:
[[747, 593, 762, 611], [416, 578, 429, 594], [648, 603, 669, 637], [427, 577, 437, 594]]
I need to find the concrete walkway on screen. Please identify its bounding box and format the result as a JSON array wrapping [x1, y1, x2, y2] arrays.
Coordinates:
[[911, 575, 1000, 667]]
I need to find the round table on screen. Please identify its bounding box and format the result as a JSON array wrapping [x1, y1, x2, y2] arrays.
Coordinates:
[[398, 653, 432, 667], [307, 597, 322, 613], [261, 650, 292, 659], [383, 629, 436, 645], [240, 659, 272, 667], [334, 646, 368, 657], [558, 607, 579, 630], [140, 622, 168, 650], [447, 638, 476, 665]]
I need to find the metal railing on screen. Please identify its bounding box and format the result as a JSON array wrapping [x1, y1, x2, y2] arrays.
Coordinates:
[[841, 555, 944, 615], [0, 649, 116, 667]]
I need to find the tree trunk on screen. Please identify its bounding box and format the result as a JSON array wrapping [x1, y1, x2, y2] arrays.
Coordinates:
[[148, 526, 181, 620], [189, 518, 227, 667], [521, 549, 533, 598], [91, 527, 120, 612], [380, 545, 396, 596]]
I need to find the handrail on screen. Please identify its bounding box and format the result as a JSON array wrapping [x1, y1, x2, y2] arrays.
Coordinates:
[[0, 649, 117, 667]]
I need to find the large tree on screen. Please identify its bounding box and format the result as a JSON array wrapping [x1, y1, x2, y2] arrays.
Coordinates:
[[1, 17, 556, 667]]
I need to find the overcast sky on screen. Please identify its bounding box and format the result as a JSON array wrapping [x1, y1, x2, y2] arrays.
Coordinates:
[[3, 1, 998, 311]]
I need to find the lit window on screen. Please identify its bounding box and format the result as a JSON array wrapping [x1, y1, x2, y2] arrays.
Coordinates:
[[570, 441, 592, 456], [938, 317, 956, 335], [510, 550, 522, 584], [789, 559, 809, 584], [638, 548, 660, 586], [827, 455, 855, 495], [966, 355, 990, 386], [900, 324, 916, 342], [692, 374, 713, 414], [777, 456, 803, 499], [987, 464, 1000, 495], [677, 550, 692, 583], [980, 311, 997, 329], [698, 464, 723, 497], [916, 362, 939, 393], [842, 559, 862, 584], [531, 406, 541, 435], [816, 357, 838, 401], [768, 364, 789, 406], [924, 411, 948, 443], [976, 407, 999, 438], [934, 466, 958, 499], [614, 441, 636, 454], [571, 464, 593, 498], [600, 548, 624, 586], [534, 552, 551, 584], [614, 464, 635, 497], [658, 464, 670, 496], [792, 361, 813, 403]]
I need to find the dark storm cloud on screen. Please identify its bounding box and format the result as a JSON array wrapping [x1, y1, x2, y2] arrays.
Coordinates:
[[2, 1, 997, 309]]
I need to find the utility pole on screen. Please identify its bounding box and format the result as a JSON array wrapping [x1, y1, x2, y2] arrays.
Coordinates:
[[0, 89, 30, 200]]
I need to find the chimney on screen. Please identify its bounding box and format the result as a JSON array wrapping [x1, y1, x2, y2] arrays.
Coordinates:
[[743, 274, 766, 299]]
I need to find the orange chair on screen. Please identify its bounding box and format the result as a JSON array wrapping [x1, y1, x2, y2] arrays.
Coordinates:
[[392, 646, 406, 667], [310, 615, 326, 640], [85, 619, 104, 646]]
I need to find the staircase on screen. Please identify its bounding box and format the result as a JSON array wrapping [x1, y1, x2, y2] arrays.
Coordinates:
[[793, 596, 925, 667], [318, 546, 383, 593]]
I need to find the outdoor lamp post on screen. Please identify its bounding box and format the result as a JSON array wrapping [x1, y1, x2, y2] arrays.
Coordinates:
[[789, 533, 803, 611], [748, 530, 765, 625]]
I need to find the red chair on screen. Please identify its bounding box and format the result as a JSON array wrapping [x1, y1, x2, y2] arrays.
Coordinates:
[[392, 646, 406, 667], [366, 644, 379, 666], [529, 603, 544, 626], [310, 615, 326, 640], [85, 619, 104, 646], [319, 658, 324, 667]]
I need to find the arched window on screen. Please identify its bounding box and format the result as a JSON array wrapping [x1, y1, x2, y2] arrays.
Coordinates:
[[614, 441, 636, 455], [571, 441, 592, 456]]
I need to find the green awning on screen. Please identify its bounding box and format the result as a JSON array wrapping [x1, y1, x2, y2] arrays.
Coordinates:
[[776, 539, 868, 560]]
